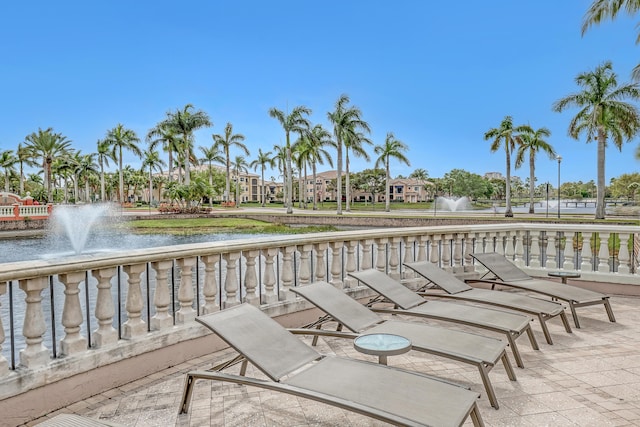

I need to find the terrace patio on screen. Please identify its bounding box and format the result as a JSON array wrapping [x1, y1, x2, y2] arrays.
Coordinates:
[[1, 221, 639, 426], [25, 294, 640, 426]]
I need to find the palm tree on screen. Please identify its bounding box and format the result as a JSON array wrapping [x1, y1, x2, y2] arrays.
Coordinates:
[[232, 155, 249, 206], [104, 124, 142, 203], [344, 130, 372, 211], [17, 143, 35, 195], [141, 148, 166, 205], [327, 94, 370, 215], [212, 123, 249, 205], [582, 0, 640, 80], [269, 105, 311, 214], [199, 144, 224, 206], [515, 127, 555, 213], [409, 168, 431, 200], [297, 124, 334, 210], [484, 116, 533, 217], [97, 139, 116, 202], [250, 148, 275, 207], [0, 150, 17, 192], [160, 104, 212, 185], [76, 153, 99, 202], [271, 144, 287, 204], [147, 123, 181, 183], [24, 127, 72, 202], [553, 61, 640, 218], [374, 132, 411, 212]]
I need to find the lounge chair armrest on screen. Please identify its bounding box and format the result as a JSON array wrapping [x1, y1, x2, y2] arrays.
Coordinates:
[[288, 328, 359, 340]]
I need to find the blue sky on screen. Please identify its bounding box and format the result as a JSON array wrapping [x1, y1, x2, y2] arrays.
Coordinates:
[[1, 0, 639, 185]]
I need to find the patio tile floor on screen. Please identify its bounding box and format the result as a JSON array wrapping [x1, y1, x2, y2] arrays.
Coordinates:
[[25, 294, 640, 426]]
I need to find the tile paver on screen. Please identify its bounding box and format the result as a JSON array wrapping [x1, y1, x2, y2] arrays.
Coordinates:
[[25, 294, 640, 426]]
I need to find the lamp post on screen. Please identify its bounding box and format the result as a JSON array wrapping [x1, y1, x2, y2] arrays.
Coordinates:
[[556, 155, 562, 219]]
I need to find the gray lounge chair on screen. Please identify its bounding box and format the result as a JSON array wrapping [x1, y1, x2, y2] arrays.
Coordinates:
[[348, 269, 539, 369], [179, 304, 485, 427], [291, 281, 517, 409], [470, 252, 616, 328], [35, 414, 123, 426], [404, 261, 572, 345]]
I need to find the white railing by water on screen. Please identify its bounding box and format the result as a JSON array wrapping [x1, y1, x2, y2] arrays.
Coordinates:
[[0, 222, 638, 401]]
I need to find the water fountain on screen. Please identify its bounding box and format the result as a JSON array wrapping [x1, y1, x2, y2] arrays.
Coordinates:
[[436, 196, 470, 212]]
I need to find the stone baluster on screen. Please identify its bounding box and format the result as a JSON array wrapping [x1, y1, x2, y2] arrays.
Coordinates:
[[563, 233, 576, 270], [242, 250, 260, 305], [222, 252, 241, 307], [441, 235, 452, 271], [344, 241, 359, 287], [618, 233, 631, 274], [91, 267, 117, 347], [58, 272, 88, 356], [417, 235, 428, 262], [403, 236, 415, 279], [314, 243, 328, 283], [200, 255, 220, 314], [504, 231, 515, 259], [495, 233, 505, 255], [360, 239, 374, 270], [329, 242, 344, 287], [297, 244, 313, 286], [263, 248, 279, 304], [375, 238, 388, 272], [19, 277, 49, 367], [513, 231, 525, 267], [464, 234, 474, 273], [0, 282, 9, 375], [597, 232, 610, 273], [545, 232, 557, 269], [388, 237, 401, 279], [151, 260, 174, 329], [122, 264, 147, 338], [280, 246, 296, 298], [430, 235, 441, 265], [452, 234, 463, 273], [529, 232, 541, 268], [473, 232, 487, 274], [581, 232, 594, 271], [175, 257, 197, 321]]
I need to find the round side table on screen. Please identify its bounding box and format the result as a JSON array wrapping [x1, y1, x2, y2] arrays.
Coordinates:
[[353, 333, 411, 365], [548, 271, 581, 285]]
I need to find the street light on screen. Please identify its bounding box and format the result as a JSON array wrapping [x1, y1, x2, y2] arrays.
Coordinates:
[[556, 155, 562, 219]]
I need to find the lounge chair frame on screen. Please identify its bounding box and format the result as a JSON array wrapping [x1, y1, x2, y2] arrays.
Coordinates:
[[404, 261, 573, 345], [470, 252, 616, 328], [291, 281, 517, 409], [179, 304, 485, 427], [348, 269, 539, 368]]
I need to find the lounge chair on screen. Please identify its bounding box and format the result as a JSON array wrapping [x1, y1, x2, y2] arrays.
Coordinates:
[[348, 269, 539, 369], [291, 281, 517, 409], [404, 261, 572, 345], [470, 252, 616, 329], [179, 304, 485, 427]]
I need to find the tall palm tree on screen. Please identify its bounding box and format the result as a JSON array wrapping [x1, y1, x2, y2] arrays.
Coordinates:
[[147, 123, 181, 182], [250, 148, 275, 207], [24, 127, 72, 202], [553, 61, 640, 218], [212, 123, 249, 205], [484, 116, 533, 217], [271, 144, 287, 204], [199, 144, 224, 206], [344, 130, 372, 211], [160, 104, 212, 185], [0, 150, 17, 192], [582, 0, 640, 80], [269, 105, 312, 214], [17, 143, 35, 195], [141, 148, 166, 205], [297, 124, 334, 210], [514, 127, 555, 213], [232, 155, 249, 206], [327, 94, 370, 215], [104, 124, 142, 204], [374, 132, 411, 212], [97, 138, 116, 202], [76, 153, 99, 202]]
